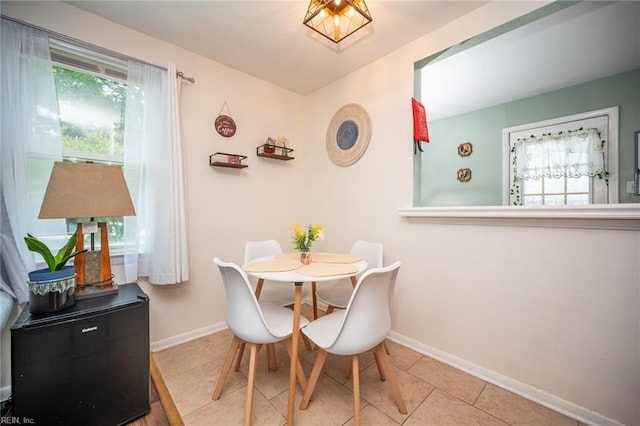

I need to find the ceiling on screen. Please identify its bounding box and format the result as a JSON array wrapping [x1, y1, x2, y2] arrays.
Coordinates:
[[422, 0, 640, 120], [65, 1, 487, 95]]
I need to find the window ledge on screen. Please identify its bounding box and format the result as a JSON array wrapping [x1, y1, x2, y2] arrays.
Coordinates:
[[398, 204, 640, 230]]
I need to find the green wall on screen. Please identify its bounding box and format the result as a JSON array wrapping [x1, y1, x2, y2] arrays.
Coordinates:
[[419, 68, 640, 206]]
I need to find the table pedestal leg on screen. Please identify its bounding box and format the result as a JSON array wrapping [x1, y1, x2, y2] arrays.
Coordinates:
[[288, 282, 303, 425]]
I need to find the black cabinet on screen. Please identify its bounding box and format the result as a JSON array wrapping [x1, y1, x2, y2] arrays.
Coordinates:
[[11, 283, 150, 425]]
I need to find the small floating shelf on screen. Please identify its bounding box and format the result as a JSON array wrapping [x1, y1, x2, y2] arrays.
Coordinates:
[[209, 152, 248, 169], [256, 143, 294, 160]]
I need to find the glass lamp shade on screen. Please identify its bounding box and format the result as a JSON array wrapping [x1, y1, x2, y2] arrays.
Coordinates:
[[303, 0, 373, 43]]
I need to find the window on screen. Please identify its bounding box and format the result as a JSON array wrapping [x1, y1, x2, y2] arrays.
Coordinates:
[[503, 108, 618, 206], [44, 41, 129, 252], [3, 18, 188, 289]]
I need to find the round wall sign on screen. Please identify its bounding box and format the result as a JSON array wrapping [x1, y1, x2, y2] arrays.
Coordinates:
[[215, 114, 236, 138], [326, 103, 371, 167]]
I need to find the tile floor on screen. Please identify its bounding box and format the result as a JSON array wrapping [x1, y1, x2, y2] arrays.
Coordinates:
[[153, 303, 585, 425]]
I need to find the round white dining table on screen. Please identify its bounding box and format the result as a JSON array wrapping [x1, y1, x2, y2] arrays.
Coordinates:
[[243, 256, 367, 425]]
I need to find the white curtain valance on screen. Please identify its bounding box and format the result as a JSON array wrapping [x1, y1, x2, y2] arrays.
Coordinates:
[[514, 128, 605, 180]]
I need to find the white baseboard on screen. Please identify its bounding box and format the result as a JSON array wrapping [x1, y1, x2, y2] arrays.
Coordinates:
[[150, 321, 227, 352], [387, 331, 622, 426], [149, 295, 321, 352]]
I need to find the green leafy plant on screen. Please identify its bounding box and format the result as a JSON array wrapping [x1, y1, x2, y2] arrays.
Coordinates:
[[288, 223, 323, 251], [24, 232, 87, 272]]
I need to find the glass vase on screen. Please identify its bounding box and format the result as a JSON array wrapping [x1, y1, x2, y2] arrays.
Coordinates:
[[300, 250, 312, 265]]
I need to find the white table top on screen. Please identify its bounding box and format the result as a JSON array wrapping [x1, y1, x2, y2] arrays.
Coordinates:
[[244, 258, 368, 283]]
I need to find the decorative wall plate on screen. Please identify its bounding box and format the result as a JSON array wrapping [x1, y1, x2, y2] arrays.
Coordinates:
[[326, 103, 372, 167], [458, 142, 473, 156], [457, 168, 472, 182]]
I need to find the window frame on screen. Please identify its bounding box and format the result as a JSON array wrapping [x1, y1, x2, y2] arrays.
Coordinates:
[[42, 39, 130, 256], [502, 107, 619, 206]]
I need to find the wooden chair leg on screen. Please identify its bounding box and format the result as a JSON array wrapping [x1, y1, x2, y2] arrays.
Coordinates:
[[267, 343, 277, 371], [352, 355, 361, 426], [373, 344, 407, 414], [311, 281, 318, 319], [300, 349, 328, 410], [325, 305, 335, 315], [244, 343, 259, 426], [234, 342, 246, 371], [345, 356, 352, 379], [372, 348, 386, 381], [212, 335, 242, 400], [301, 333, 313, 351], [285, 339, 307, 390], [383, 339, 391, 354]]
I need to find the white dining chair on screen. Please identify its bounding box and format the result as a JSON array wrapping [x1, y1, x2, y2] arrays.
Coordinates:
[[313, 240, 383, 319], [211, 257, 309, 426], [241, 240, 312, 367], [300, 261, 407, 425]]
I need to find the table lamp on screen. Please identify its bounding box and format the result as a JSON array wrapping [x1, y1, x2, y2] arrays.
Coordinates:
[[38, 161, 136, 299]]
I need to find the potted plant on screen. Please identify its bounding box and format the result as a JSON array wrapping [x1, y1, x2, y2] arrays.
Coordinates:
[[24, 231, 87, 313]]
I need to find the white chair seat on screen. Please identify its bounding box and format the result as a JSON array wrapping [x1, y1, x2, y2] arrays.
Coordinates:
[[315, 286, 351, 309], [300, 310, 346, 350], [259, 282, 310, 306], [261, 303, 310, 339], [312, 240, 383, 319]]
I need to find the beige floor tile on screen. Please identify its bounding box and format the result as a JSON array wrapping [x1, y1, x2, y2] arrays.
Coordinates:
[[163, 357, 245, 416], [183, 385, 286, 425], [298, 348, 377, 385], [153, 329, 233, 377], [271, 373, 364, 426], [343, 404, 402, 425], [386, 340, 423, 371], [474, 383, 579, 426], [408, 355, 486, 404], [239, 344, 299, 400], [152, 305, 581, 426], [345, 361, 435, 423], [405, 389, 509, 426]]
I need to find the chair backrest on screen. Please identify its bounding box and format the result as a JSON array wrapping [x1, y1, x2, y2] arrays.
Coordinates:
[[326, 261, 401, 355], [332, 240, 384, 287], [244, 239, 283, 263], [351, 240, 384, 275], [244, 240, 283, 289], [213, 257, 280, 344]]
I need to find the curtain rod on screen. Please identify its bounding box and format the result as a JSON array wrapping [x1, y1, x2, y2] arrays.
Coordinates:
[[1, 14, 195, 83]]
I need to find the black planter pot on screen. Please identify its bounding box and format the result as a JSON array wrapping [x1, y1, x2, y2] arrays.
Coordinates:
[[28, 265, 76, 314]]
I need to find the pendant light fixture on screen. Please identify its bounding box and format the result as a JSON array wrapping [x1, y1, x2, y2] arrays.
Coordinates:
[[303, 0, 373, 43]]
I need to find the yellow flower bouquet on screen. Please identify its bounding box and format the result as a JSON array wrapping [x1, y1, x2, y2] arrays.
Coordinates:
[[288, 224, 323, 252]]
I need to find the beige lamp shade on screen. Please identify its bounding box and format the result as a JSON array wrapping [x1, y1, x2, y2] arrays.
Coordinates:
[[39, 162, 136, 219]]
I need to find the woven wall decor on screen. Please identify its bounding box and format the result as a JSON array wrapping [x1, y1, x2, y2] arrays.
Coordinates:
[[326, 103, 372, 167]]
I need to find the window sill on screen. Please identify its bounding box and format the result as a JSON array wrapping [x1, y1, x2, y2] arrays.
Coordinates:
[[398, 204, 640, 230]]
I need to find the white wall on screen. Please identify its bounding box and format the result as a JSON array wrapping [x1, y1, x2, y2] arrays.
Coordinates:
[[1, 2, 638, 426], [303, 2, 639, 425]]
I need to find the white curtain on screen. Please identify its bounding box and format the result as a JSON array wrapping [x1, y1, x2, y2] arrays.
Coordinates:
[[123, 62, 189, 285], [1, 19, 64, 304], [513, 128, 605, 180]]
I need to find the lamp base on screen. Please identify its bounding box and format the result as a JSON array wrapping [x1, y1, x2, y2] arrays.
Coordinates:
[[76, 282, 119, 300]]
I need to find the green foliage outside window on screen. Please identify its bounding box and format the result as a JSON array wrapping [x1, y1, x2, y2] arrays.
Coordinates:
[[53, 66, 126, 155], [53, 65, 128, 244]]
